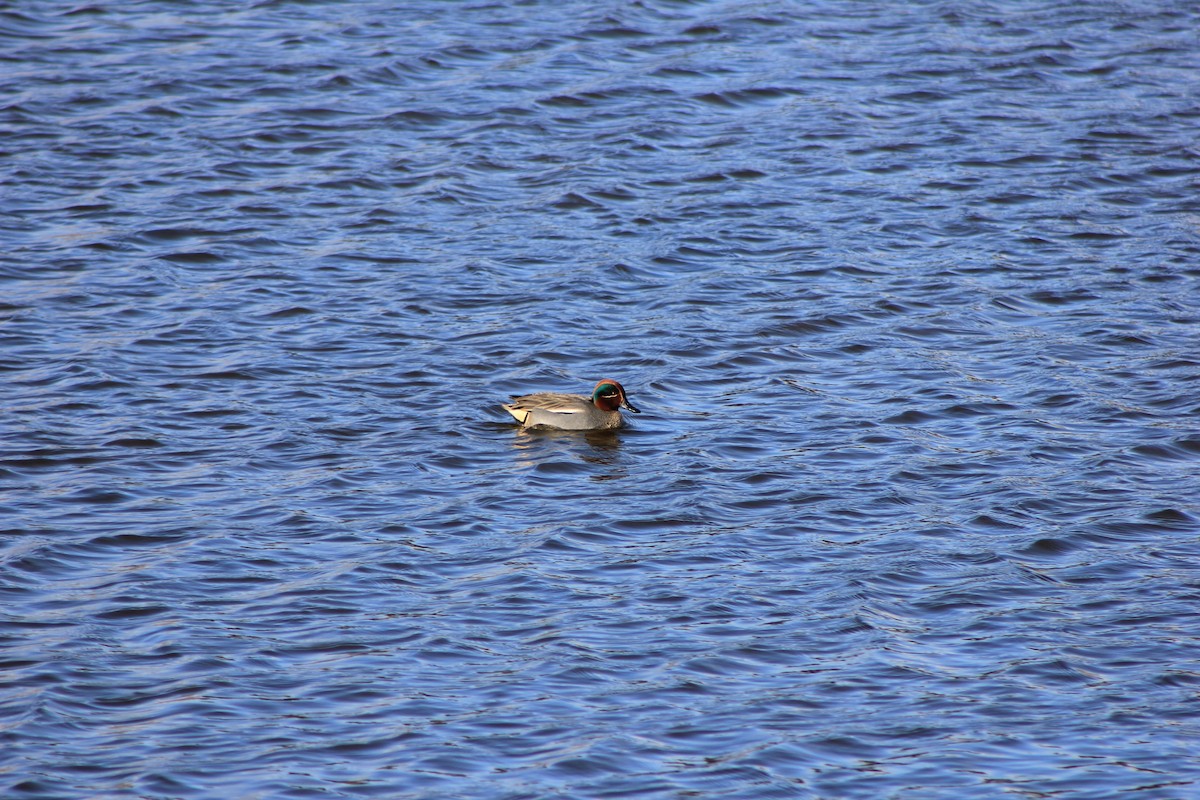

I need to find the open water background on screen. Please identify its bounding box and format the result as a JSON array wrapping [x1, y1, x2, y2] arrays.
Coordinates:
[[3, 1, 1200, 798]]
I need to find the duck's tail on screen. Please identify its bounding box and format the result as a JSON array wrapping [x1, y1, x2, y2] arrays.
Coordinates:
[[501, 403, 530, 425]]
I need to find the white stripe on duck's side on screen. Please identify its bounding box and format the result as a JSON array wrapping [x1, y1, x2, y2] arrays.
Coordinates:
[[502, 379, 641, 430]]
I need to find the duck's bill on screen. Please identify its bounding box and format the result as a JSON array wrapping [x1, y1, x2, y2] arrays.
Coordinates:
[[623, 400, 641, 413]]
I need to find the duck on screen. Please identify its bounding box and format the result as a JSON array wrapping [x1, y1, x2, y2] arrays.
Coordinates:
[[502, 379, 641, 430]]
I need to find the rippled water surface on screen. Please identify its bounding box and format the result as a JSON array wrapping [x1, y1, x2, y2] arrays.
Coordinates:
[[4, 1, 1200, 798]]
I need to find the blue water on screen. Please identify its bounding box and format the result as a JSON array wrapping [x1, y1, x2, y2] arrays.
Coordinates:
[[4, 2, 1200, 798]]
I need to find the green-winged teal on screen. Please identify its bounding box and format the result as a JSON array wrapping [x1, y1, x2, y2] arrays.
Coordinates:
[[502, 379, 641, 430]]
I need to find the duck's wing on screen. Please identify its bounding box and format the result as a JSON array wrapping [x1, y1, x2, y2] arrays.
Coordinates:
[[502, 392, 590, 426], [505, 392, 589, 413]]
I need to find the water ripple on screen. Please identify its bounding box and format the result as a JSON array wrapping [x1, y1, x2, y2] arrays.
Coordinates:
[[4, 0, 1200, 798]]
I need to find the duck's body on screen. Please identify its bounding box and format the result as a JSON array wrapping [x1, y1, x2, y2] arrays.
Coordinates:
[[502, 379, 640, 430]]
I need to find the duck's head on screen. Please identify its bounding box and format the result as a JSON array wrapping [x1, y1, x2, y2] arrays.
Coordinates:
[[591, 379, 640, 414]]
